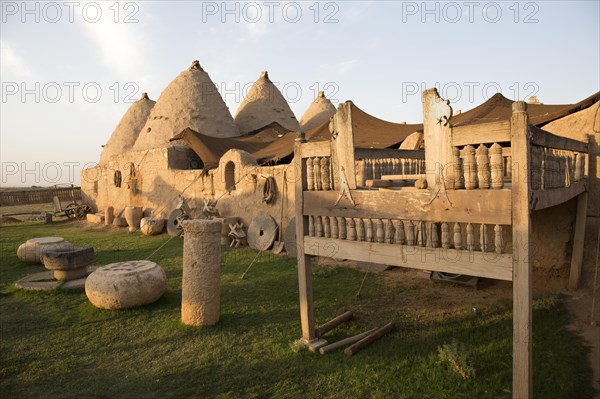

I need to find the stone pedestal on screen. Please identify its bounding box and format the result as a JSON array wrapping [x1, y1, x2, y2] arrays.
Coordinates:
[[181, 219, 221, 326], [104, 206, 114, 226], [42, 246, 94, 281]]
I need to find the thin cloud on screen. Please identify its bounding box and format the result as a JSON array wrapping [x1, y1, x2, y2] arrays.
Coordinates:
[[0, 41, 35, 78]]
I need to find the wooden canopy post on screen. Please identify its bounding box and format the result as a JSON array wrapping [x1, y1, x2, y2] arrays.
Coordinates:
[[422, 88, 453, 189], [293, 138, 326, 350], [569, 191, 588, 290], [510, 101, 533, 399], [330, 101, 357, 190]]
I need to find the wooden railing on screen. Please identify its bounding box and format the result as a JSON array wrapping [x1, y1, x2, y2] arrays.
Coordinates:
[[0, 186, 81, 207], [294, 93, 589, 399]]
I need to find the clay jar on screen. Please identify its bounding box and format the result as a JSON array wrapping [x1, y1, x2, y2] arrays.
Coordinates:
[[123, 206, 143, 232]]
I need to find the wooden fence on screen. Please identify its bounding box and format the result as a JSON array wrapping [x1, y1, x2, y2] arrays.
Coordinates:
[[0, 187, 82, 207]]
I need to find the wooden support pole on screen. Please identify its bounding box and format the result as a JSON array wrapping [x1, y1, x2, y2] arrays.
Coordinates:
[[569, 192, 588, 291], [344, 322, 395, 356], [294, 140, 317, 344], [315, 311, 353, 338], [319, 328, 378, 355], [510, 101, 533, 399]]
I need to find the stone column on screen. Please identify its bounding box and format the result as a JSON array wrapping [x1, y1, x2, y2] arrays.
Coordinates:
[[105, 206, 114, 226], [181, 219, 221, 326]]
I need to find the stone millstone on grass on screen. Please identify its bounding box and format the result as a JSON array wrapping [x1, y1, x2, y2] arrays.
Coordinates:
[[85, 261, 167, 310], [16, 237, 73, 264], [247, 215, 278, 251]]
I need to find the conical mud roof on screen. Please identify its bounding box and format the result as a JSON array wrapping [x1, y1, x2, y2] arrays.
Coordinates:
[[299, 91, 336, 132], [234, 71, 300, 134], [133, 60, 240, 151], [99, 92, 155, 164]]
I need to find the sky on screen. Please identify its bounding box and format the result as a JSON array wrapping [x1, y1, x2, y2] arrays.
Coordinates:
[[1, 0, 599, 187]]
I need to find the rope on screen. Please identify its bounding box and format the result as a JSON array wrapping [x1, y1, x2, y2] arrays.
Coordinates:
[[145, 234, 176, 260]]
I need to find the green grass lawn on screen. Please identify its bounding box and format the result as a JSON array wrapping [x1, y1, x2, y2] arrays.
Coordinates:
[[0, 221, 595, 398]]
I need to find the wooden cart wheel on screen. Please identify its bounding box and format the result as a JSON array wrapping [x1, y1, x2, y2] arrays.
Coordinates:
[[65, 203, 79, 219], [75, 205, 91, 220]]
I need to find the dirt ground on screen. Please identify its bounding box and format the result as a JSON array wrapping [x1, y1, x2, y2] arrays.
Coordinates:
[[318, 258, 600, 396]]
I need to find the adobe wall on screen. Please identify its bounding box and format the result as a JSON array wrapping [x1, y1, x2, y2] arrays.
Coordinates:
[[541, 101, 600, 288], [81, 147, 297, 243]]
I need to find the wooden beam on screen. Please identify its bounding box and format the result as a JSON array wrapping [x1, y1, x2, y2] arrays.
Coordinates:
[[303, 237, 513, 281], [531, 180, 587, 211], [569, 192, 588, 291], [452, 120, 511, 147], [303, 189, 512, 225], [294, 141, 317, 343], [510, 101, 533, 399], [380, 174, 427, 181], [300, 141, 331, 158], [355, 148, 425, 160], [530, 125, 588, 153]]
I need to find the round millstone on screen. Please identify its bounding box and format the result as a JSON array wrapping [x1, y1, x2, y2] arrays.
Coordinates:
[[85, 260, 167, 310], [247, 215, 278, 251], [17, 237, 73, 264]]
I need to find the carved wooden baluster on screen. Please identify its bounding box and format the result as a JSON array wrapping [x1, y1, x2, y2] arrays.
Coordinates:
[[466, 223, 475, 251], [417, 221, 426, 247], [385, 219, 394, 244], [308, 216, 315, 237], [531, 146, 541, 190], [331, 216, 339, 239], [323, 216, 331, 238], [580, 153, 586, 181], [551, 150, 558, 188], [313, 157, 322, 190], [315, 216, 323, 237], [441, 222, 450, 249], [494, 224, 503, 254], [463, 145, 478, 189], [338, 217, 346, 240], [406, 220, 415, 246], [476, 144, 490, 189], [347, 218, 356, 241], [394, 220, 405, 245], [356, 218, 365, 241], [356, 160, 365, 187], [505, 155, 512, 180], [365, 218, 374, 242], [393, 159, 400, 175], [490, 143, 504, 189], [306, 158, 314, 191], [565, 152, 573, 187], [451, 147, 464, 189], [362, 159, 370, 181], [376, 219, 385, 243], [480, 224, 488, 253], [453, 223, 463, 250], [541, 148, 547, 190], [574, 152, 583, 181], [321, 157, 331, 190], [375, 160, 382, 179], [430, 222, 439, 248], [400, 159, 405, 175]]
